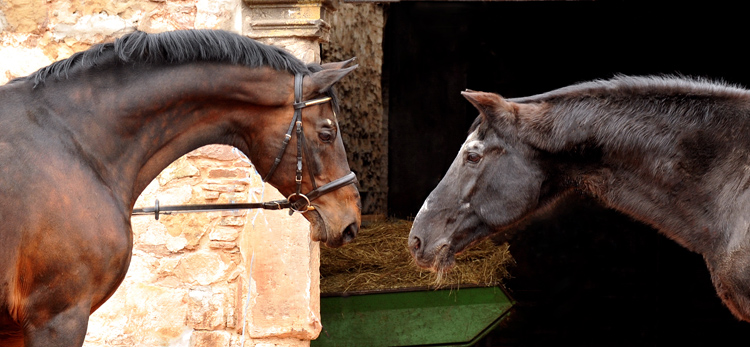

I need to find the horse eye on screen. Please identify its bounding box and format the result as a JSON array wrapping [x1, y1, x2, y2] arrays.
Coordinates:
[[467, 152, 482, 163], [318, 132, 334, 143]]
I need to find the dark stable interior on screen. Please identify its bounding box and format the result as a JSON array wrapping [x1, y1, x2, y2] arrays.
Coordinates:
[[384, 1, 750, 345]]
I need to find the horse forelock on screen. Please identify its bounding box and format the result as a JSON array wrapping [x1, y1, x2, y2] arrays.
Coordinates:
[[468, 115, 483, 134], [467, 115, 498, 143], [472, 112, 530, 148], [12, 30, 312, 87], [306, 64, 341, 115]]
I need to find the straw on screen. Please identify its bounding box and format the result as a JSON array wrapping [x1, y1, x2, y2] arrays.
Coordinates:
[[320, 219, 514, 293]]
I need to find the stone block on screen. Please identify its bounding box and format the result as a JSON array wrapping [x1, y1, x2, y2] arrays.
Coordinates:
[[256, 37, 319, 64], [86, 283, 189, 346], [159, 156, 201, 186], [187, 286, 227, 330], [1, 0, 47, 33], [203, 190, 223, 200], [174, 250, 233, 286], [154, 184, 194, 205], [239, 187, 320, 341], [204, 181, 249, 193], [167, 235, 190, 252], [189, 144, 241, 161], [191, 330, 232, 347], [195, 0, 242, 32], [219, 215, 247, 227], [159, 213, 210, 246], [210, 240, 238, 250], [132, 216, 170, 246], [244, 0, 337, 43], [209, 168, 247, 179], [210, 225, 241, 242], [138, 2, 197, 33]]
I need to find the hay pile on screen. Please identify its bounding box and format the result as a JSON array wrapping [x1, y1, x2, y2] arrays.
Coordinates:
[[320, 218, 514, 293]]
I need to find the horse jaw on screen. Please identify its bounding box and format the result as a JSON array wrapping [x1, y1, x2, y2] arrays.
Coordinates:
[[305, 209, 328, 245], [304, 208, 357, 248]]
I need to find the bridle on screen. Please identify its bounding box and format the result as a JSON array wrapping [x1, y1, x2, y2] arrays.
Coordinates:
[[132, 73, 357, 219], [263, 73, 357, 213]]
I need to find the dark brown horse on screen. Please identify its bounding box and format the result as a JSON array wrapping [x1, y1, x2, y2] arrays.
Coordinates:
[[409, 75, 750, 323], [0, 30, 360, 346]]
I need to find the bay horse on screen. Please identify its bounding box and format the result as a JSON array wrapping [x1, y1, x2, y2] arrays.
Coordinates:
[[409, 75, 750, 323], [0, 29, 360, 346]]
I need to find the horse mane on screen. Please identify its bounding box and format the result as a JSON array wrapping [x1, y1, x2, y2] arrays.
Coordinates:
[[511, 75, 750, 104], [13, 30, 311, 87], [503, 75, 750, 155]]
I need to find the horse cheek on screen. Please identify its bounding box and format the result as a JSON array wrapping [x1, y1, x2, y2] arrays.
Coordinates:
[[483, 158, 542, 227]]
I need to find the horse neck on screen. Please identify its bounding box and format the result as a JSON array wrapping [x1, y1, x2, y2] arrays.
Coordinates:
[[530, 93, 747, 253], [40, 63, 294, 209]]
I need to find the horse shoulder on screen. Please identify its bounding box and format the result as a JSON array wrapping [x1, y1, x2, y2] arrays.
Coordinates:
[[0, 101, 132, 328]]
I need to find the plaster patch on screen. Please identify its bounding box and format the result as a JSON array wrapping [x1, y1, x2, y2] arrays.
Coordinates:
[[0, 40, 51, 84], [52, 13, 134, 44], [195, 0, 239, 31], [166, 328, 193, 347], [0, 10, 8, 32]]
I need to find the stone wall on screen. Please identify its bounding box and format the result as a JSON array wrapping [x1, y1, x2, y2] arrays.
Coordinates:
[[1, 0, 332, 346], [321, 2, 386, 215], [0, 0, 244, 84], [85, 146, 320, 347]]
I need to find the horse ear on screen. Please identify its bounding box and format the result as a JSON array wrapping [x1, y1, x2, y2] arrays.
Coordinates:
[[320, 57, 357, 70], [305, 65, 358, 95], [461, 90, 516, 122]]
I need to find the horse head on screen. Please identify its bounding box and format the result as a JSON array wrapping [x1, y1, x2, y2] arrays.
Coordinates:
[[408, 90, 546, 271], [251, 61, 361, 248]]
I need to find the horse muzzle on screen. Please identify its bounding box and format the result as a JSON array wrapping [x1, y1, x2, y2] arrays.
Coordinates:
[[305, 180, 361, 248]]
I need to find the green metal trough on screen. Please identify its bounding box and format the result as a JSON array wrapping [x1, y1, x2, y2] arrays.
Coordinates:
[[312, 286, 514, 347]]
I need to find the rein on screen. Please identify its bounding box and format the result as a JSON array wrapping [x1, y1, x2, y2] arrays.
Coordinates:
[[132, 73, 357, 220]]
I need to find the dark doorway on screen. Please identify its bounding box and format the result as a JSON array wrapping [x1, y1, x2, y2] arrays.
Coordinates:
[[386, 1, 750, 218], [383, 1, 750, 345]]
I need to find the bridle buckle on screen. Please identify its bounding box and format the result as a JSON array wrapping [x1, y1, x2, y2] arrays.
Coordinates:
[[287, 193, 311, 214]]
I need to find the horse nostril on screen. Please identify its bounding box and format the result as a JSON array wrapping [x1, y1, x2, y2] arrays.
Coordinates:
[[409, 235, 422, 253], [342, 223, 358, 244]]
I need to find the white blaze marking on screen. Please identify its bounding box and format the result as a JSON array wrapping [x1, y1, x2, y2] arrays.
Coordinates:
[[461, 130, 484, 152]]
